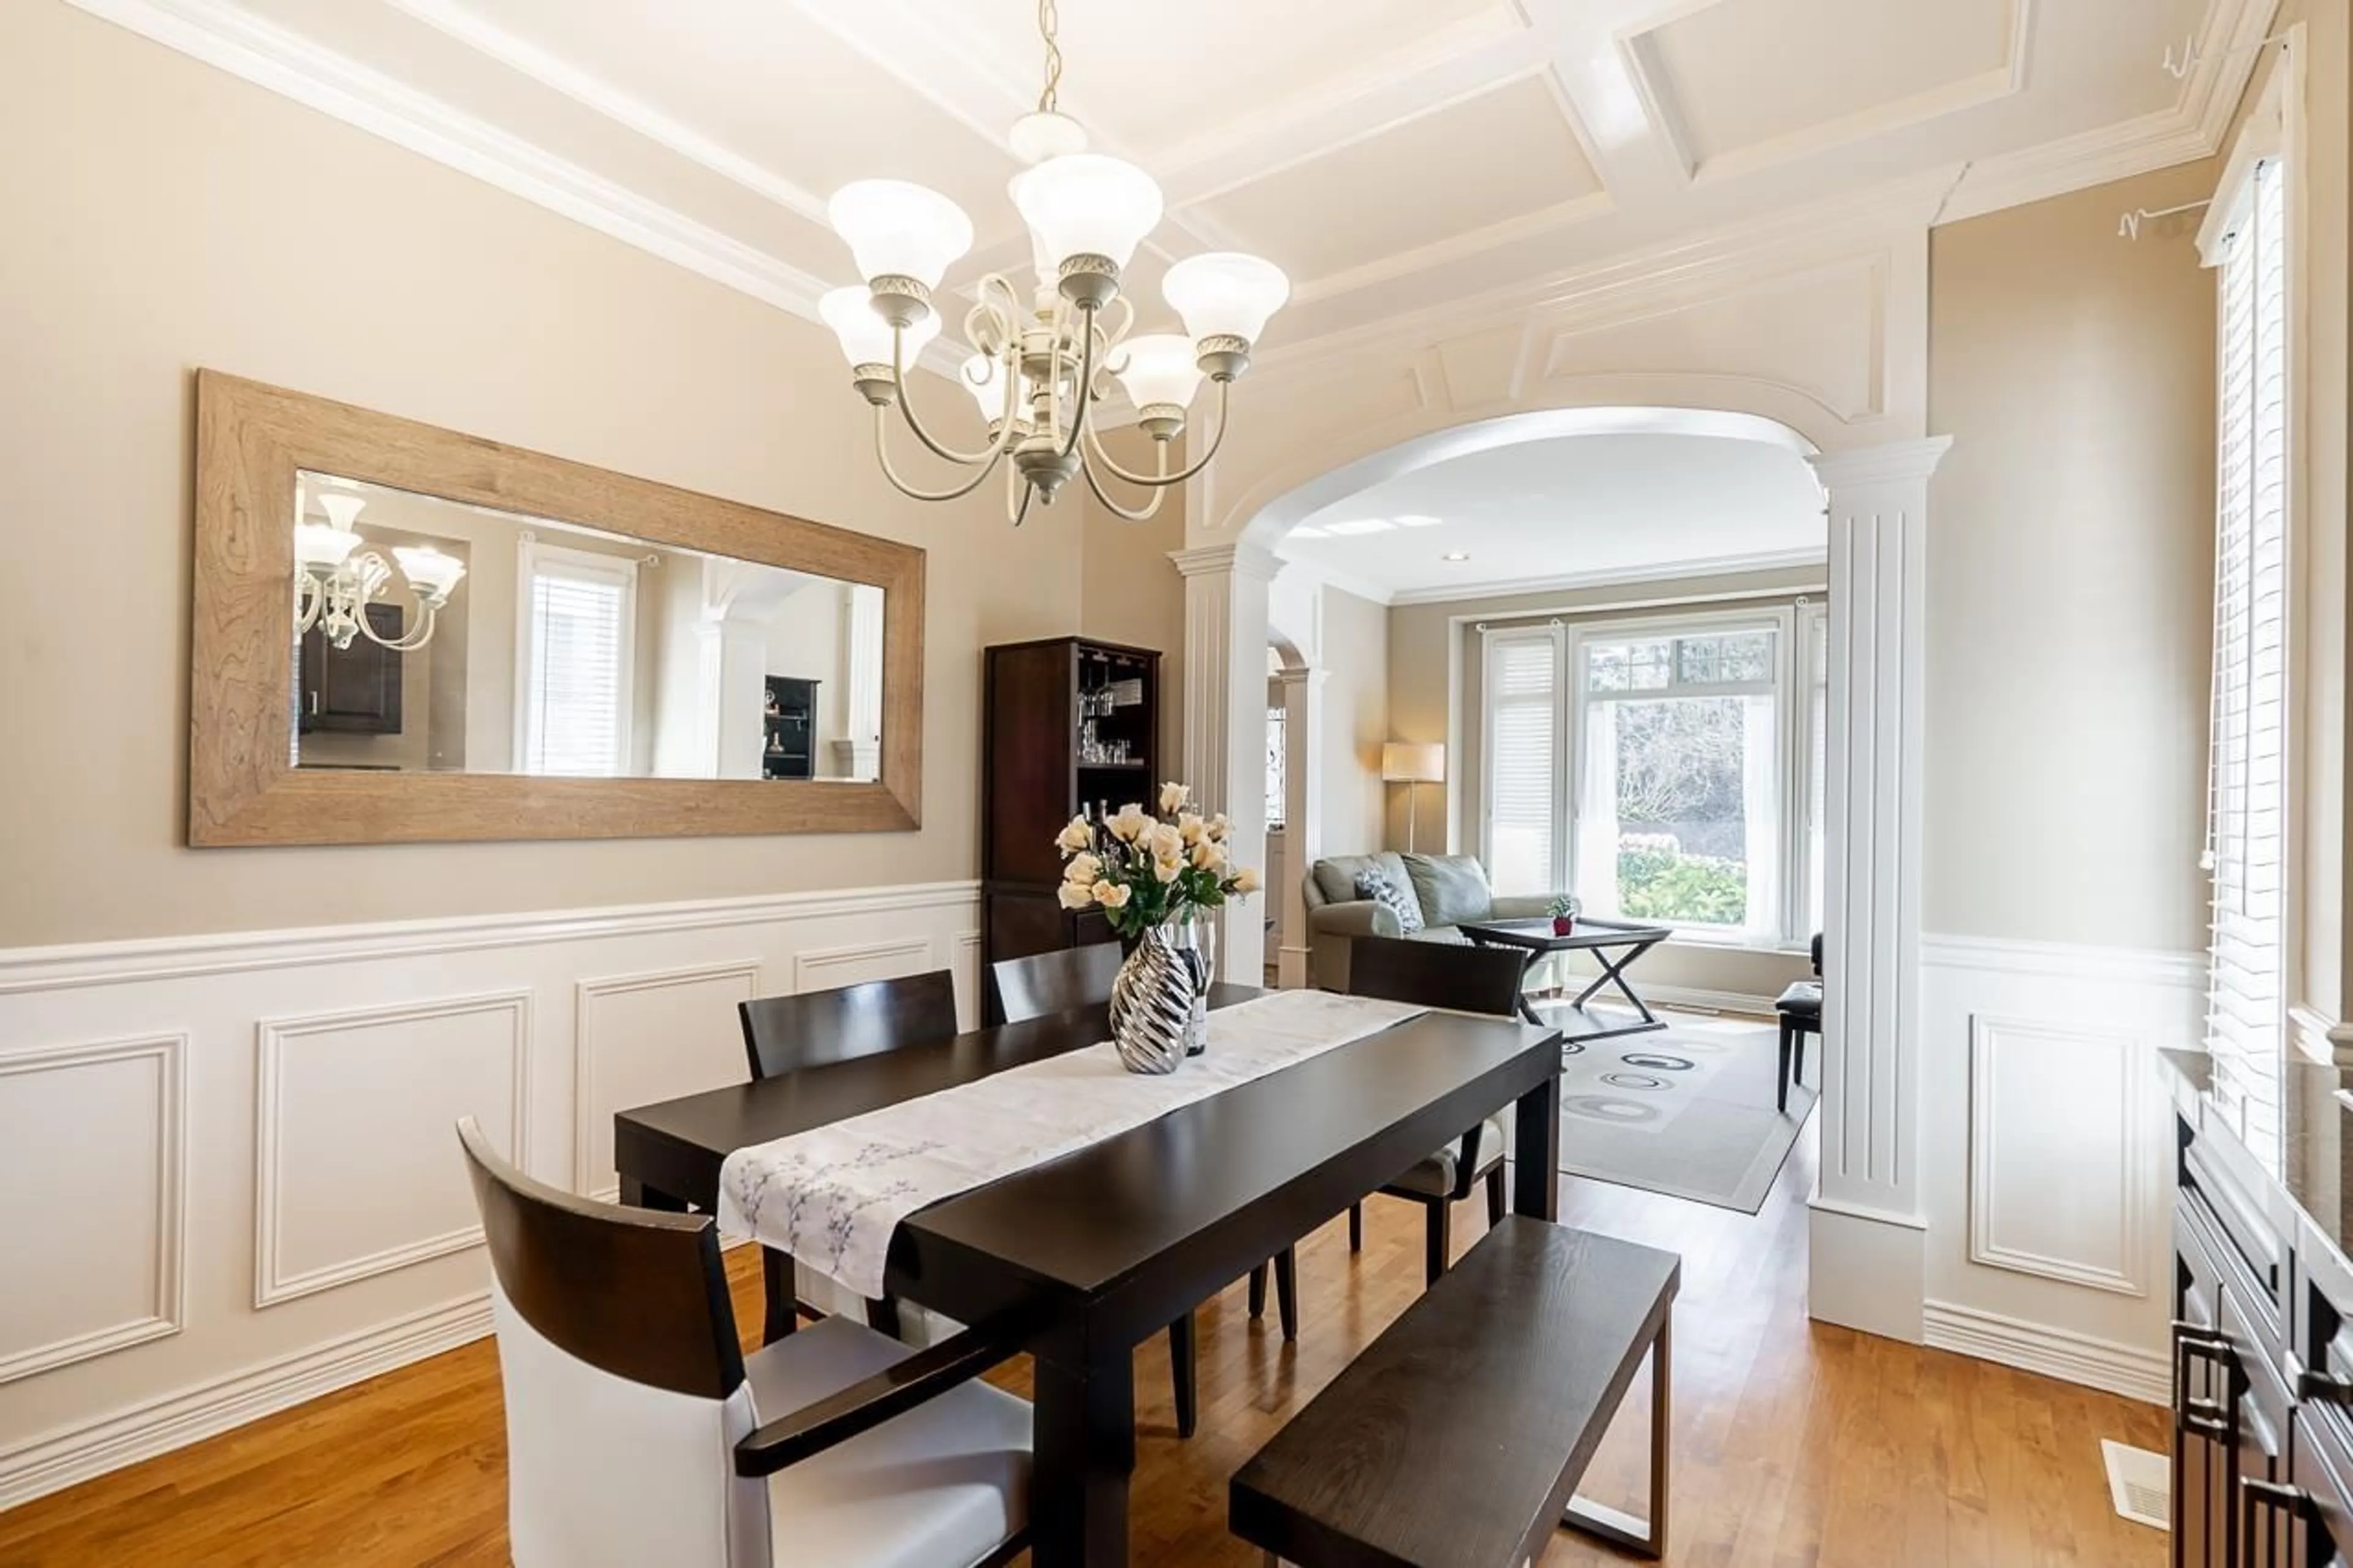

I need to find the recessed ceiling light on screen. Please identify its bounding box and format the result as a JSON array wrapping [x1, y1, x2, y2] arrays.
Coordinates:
[[1442, 551, 1470, 562], [1324, 518, 1395, 536], [1287, 525, 1329, 539], [1396, 514, 1442, 528]]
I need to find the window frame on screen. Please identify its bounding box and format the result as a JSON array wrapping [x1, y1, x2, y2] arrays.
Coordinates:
[[513, 537, 639, 779]]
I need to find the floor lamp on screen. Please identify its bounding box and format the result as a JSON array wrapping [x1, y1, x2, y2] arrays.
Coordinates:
[[1381, 742, 1447, 852]]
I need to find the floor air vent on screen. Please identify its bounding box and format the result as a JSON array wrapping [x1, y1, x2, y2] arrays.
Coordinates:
[[2101, 1439, 2169, 1530]]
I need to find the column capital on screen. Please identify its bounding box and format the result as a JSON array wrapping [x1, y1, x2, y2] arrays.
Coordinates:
[[1270, 664, 1327, 690], [1808, 435, 1953, 491], [1169, 540, 1281, 582]]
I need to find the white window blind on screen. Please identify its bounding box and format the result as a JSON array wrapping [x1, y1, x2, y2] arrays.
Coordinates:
[[519, 548, 635, 778], [1484, 629, 1561, 896], [2205, 154, 2288, 1155]]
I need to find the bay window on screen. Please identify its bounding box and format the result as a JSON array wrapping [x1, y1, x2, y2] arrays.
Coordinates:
[[1482, 603, 1826, 948]]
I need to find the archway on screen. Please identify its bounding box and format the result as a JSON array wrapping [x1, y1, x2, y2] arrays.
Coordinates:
[[1177, 400, 1950, 1344]]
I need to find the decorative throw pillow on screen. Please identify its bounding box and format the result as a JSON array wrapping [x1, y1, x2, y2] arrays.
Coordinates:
[[1354, 866, 1424, 935]]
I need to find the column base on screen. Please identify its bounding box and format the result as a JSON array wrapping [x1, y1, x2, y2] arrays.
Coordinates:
[[1807, 1197, 1925, 1344]]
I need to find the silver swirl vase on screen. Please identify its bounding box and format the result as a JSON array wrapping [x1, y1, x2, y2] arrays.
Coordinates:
[[1108, 923, 1203, 1075]]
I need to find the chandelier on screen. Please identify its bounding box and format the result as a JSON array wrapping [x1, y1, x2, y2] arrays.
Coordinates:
[[293, 487, 467, 651], [817, 0, 1290, 525]]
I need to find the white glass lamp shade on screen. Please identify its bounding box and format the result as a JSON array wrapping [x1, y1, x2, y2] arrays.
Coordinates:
[[826, 180, 974, 288], [294, 521, 361, 570], [393, 545, 467, 602], [819, 286, 939, 367], [1162, 252, 1290, 344], [1113, 333, 1203, 411], [1012, 154, 1164, 268], [960, 352, 1033, 425]]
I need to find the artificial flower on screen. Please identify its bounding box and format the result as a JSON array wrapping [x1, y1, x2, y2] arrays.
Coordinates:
[[1159, 781, 1191, 813], [1092, 880, 1133, 909], [1190, 840, 1226, 871], [1177, 812, 1206, 845], [1145, 821, 1186, 862], [1057, 879, 1096, 909], [1064, 852, 1102, 886], [1107, 804, 1151, 843], [1207, 812, 1232, 842], [1232, 866, 1262, 894], [1154, 854, 1184, 884], [1055, 816, 1094, 854]]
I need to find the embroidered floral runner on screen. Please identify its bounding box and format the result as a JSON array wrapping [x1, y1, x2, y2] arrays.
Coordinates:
[[716, 989, 1427, 1298]]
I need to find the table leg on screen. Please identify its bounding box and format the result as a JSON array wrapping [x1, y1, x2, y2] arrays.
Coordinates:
[[1512, 1067, 1561, 1221], [1571, 939, 1664, 1029], [1031, 1338, 1137, 1568]]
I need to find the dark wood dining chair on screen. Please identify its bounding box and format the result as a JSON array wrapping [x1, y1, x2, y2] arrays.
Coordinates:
[[736, 971, 960, 1345], [987, 944, 1294, 1441], [455, 1118, 1031, 1568], [984, 942, 1123, 1024], [1775, 932, 1824, 1113], [1343, 936, 1533, 1284]]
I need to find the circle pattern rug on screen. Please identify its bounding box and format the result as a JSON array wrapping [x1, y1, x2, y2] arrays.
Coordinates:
[[1539, 1005, 1819, 1214]]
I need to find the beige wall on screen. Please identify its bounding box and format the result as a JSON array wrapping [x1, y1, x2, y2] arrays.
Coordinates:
[[1078, 428, 1189, 773], [0, 2, 1189, 947], [1924, 162, 2222, 953]]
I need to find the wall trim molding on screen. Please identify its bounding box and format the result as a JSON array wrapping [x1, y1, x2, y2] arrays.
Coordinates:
[[794, 937, 938, 991], [254, 991, 533, 1309], [0, 1034, 187, 1386], [1922, 1299, 2170, 1406], [574, 961, 762, 1200], [1966, 1013, 2152, 1298], [0, 1292, 491, 1511], [0, 880, 985, 995], [1381, 548, 1829, 608], [1808, 1194, 1929, 1232], [1920, 931, 2208, 990]]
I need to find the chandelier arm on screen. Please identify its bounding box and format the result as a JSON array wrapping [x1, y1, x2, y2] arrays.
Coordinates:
[[1078, 379, 1232, 487], [1011, 477, 1038, 527], [873, 406, 1009, 503], [889, 324, 1004, 467], [1053, 306, 1099, 461], [351, 602, 442, 653], [1078, 452, 1169, 523], [294, 575, 324, 634]]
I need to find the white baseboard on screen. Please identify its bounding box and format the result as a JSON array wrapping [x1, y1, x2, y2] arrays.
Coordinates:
[[1642, 983, 1781, 1017], [0, 1293, 491, 1510], [1922, 1299, 2170, 1407]]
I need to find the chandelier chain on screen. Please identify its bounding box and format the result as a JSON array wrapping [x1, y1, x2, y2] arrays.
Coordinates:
[[1036, 0, 1063, 113]]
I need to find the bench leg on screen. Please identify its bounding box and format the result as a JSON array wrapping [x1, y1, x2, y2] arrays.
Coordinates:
[[1168, 1312, 1197, 1440], [1423, 1200, 1452, 1287], [1348, 1201, 1363, 1253], [1562, 1312, 1670, 1560]]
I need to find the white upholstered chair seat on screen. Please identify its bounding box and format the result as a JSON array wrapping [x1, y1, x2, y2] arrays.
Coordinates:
[[745, 1316, 1031, 1568]]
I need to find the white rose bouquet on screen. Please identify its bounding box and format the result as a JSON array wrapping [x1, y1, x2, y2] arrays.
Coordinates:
[[1053, 781, 1262, 940]]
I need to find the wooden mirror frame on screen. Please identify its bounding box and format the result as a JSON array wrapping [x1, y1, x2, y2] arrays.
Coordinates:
[[189, 372, 924, 846]]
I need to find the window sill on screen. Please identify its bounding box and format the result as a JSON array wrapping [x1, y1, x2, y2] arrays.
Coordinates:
[[1656, 928, 1813, 959]]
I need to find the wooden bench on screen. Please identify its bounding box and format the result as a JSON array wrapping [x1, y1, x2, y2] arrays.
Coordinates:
[[1230, 1216, 1679, 1567]]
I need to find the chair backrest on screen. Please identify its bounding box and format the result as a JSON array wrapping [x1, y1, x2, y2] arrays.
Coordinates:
[[988, 942, 1123, 1023], [1342, 936, 1527, 1017], [738, 969, 960, 1081], [1810, 931, 1824, 975], [457, 1118, 765, 1568]]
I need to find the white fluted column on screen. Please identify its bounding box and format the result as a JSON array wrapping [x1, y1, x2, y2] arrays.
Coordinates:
[[1805, 435, 1950, 1343], [1272, 664, 1327, 988], [1172, 542, 1278, 982]]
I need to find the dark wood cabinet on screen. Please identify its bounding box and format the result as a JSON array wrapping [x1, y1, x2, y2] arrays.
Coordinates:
[[763, 675, 818, 781], [297, 604, 404, 734], [979, 636, 1161, 1021]]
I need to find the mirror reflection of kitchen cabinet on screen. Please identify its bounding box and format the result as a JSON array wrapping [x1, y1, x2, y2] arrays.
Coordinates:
[[763, 676, 817, 781], [297, 604, 404, 734]]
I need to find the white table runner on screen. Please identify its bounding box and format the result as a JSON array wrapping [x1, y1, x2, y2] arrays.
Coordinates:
[[716, 988, 1427, 1299]]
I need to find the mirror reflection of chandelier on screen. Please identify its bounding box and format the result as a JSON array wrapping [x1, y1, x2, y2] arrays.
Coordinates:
[[294, 487, 467, 651], [818, 0, 1290, 526]]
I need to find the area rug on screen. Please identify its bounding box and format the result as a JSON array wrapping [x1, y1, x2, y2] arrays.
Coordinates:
[[1542, 1005, 1817, 1214]]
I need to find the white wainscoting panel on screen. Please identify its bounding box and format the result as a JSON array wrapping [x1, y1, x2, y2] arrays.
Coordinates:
[[1920, 933, 2202, 1403], [574, 961, 760, 1200], [1968, 1015, 2150, 1296], [955, 930, 983, 1031], [0, 879, 980, 1509], [0, 1036, 185, 1384], [255, 992, 532, 1309]]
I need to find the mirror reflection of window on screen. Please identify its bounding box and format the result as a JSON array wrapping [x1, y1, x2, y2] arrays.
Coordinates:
[[288, 473, 885, 784]]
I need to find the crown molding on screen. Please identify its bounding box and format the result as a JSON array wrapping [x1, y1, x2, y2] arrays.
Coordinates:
[[1809, 435, 1954, 490], [1169, 541, 1282, 582], [1382, 547, 1829, 607], [1270, 555, 1397, 608]]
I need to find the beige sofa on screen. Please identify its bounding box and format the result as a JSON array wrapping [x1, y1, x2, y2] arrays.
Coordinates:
[[1302, 851, 1560, 991]]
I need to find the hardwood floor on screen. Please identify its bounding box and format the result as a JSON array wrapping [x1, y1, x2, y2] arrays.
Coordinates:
[[0, 1119, 2168, 1566]]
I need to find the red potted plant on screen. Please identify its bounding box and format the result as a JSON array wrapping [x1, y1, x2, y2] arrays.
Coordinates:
[[1548, 893, 1579, 937]]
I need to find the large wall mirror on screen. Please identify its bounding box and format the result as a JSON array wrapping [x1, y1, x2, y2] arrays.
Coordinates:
[[191, 372, 924, 846]]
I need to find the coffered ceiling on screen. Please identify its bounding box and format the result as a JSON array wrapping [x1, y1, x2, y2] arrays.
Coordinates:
[[78, 0, 2276, 364]]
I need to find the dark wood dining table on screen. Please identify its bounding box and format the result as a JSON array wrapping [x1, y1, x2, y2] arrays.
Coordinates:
[[613, 983, 1566, 1568]]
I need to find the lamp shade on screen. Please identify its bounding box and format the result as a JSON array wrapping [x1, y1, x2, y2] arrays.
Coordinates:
[[1111, 333, 1203, 411], [294, 521, 360, 570], [1012, 154, 1163, 268], [393, 545, 467, 602], [819, 286, 941, 367], [1162, 252, 1290, 344], [827, 180, 974, 288], [1381, 741, 1446, 784]]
